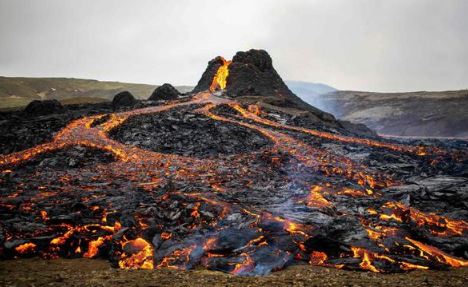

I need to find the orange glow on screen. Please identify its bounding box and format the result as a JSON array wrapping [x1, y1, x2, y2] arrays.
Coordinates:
[[247, 104, 264, 117], [400, 261, 429, 271], [161, 232, 172, 240], [40, 210, 49, 220], [209, 57, 231, 92], [191, 202, 201, 219], [245, 235, 265, 248], [203, 238, 218, 250], [83, 236, 109, 258], [351, 247, 380, 273], [0, 90, 464, 274], [15, 243, 36, 254], [309, 251, 327, 265], [303, 186, 331, 208], [406, 237, 468, 267], [363, 224, 398, 242], [119, 238, 154, 269], [284, 220, 310, 238], [232, 252, 255, 275], [230, 104, 442, 156], [381, 202, 468, 236], [156, 244, 197, 270], [338, 188, 367, 197]]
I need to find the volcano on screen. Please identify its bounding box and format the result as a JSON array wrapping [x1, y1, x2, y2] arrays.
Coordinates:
[[193, 49, 343, 128], [0, 49, 468, 276]]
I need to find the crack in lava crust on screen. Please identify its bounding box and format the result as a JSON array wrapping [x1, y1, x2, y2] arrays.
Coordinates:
[[0, 92, 467, 275]]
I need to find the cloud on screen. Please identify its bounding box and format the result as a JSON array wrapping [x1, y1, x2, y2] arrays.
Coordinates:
[[0, 0, 467, 91]]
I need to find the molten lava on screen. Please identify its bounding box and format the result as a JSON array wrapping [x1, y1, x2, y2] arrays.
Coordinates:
[[209, 57, 231, 92], [119, 238, 154, 269], [0, 70, 467, 275]]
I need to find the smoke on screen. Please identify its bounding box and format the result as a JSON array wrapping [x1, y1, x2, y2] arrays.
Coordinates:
[[285, 80, 338, 115]]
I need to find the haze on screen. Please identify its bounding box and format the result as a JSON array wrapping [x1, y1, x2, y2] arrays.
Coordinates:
[[0, 0, 467, 92]]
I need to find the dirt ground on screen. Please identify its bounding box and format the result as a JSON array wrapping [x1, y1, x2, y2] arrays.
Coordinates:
[[1, 259, 468, 287]]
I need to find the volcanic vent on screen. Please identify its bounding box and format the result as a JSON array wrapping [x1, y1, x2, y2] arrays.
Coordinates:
[[1, 49, 468, 276]]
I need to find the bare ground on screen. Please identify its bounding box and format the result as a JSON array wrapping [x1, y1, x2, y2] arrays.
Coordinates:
[[1, 259, 468, 287]]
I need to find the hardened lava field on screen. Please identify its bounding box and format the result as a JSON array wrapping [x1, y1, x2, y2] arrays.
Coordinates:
[[1, 91, 468, 276], [108, 105, 272, 158]]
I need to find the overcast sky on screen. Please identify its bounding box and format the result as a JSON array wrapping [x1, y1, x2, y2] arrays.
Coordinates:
[[0, 0, 467, 92]]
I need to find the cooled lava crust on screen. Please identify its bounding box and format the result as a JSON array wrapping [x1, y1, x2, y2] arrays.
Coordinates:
[[109, 105, 272, 158], [1, 50, 468, 275]]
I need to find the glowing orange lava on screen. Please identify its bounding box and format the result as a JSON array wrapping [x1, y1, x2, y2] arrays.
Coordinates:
[[209, 57, 231, 92], [0, 82, 466, 274]]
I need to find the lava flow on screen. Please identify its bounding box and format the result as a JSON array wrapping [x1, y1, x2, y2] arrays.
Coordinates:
[[209, 57, 231, 92], [1, 56, 468, 276]]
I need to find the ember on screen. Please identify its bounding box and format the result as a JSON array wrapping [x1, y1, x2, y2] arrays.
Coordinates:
[[0, 50, 467, 276]]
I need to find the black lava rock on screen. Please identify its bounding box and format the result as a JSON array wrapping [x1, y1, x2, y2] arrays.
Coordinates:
[[108, 107, 272, 158], [148, 83, 180, 101], [227, 49, 280, 97], [24, 99, 64, 116], [112, 91, 136, 107], [340, 120, 378, 137]]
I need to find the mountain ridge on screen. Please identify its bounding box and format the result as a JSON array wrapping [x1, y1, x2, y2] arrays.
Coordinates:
[[318, 90, 468, 137], [0, 76, 192, 109]]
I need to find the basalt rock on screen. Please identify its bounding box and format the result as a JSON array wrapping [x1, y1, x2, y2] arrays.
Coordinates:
[[112, 91, 136, 107], [149, 83, 180, 101], [2, 52, 468, 276], [108, 106, 272, 158], [340, 120, 378, 138], [24, 99, 64, 116], [226, 49, 283, 98]]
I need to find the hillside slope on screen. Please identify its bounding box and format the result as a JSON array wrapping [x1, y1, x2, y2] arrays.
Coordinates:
[[0, 77, 193, 109], [285, 80, 337, 112], [319, 90, 468, 137]]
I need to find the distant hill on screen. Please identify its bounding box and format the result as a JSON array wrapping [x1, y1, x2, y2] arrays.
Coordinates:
[[286, 80, 337, 95], [287, 81, 468, 137], [319, 90, 468, 137], [5, 77, 466, 138], [285, 80, 337, 109], [0, 77, 193, 109]]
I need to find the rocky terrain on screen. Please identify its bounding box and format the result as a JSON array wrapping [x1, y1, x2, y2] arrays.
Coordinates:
[[314, 90, 468, 138], [0, 50, 467, 281]]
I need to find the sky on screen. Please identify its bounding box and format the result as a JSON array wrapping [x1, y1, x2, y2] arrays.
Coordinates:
[[0, 0, 467, 92]]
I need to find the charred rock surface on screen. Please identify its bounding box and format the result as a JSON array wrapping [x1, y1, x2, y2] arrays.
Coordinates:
[[109, 106, 272, 158], [0, 97, 183, 156], [0, 114, 71, 155], [1, 146, 114, 183], [1, 95, 467, 275], [112, 91, 137, 108], [226, 50, 290, 99], [0, 104, 110, 155], [340, 121, 378, 138], [23, 99, 64, 116], [1, 51, 468, 276], [148, 83, 180, 101]]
